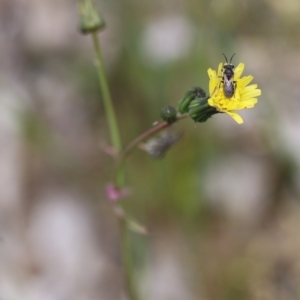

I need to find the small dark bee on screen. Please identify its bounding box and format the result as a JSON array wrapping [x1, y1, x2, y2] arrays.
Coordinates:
[[221, 53, 236, 98]]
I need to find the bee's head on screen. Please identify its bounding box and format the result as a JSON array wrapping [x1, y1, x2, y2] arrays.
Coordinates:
[[222, 53, 235, 69], [223, 64, 234, 70]]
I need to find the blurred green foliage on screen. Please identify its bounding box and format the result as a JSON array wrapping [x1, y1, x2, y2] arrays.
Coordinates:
[[16, 0, 300, 298]]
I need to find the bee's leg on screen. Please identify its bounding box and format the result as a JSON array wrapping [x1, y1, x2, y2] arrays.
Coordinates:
[[213, 79, 223, 96], [212, 76, 224, 95], [233, 80, 237, 97], [211, 76, 224, 96], [219, 80, 224, 91]]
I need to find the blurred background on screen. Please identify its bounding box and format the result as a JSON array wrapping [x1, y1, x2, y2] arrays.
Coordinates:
[[1, 0, 300, 299]]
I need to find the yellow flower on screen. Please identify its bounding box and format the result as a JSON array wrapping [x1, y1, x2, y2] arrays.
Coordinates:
[[207, 63, 261, 124]]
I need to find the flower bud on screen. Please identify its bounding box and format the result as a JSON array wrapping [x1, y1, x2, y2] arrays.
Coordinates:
[[160, 105, 177, 123], [178, 87, 206, 114], [78, 0, 105, 34], [188, 97, 219, 123]]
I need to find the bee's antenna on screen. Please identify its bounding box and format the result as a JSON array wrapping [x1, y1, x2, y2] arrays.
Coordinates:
[[229, 53, 236, 64], [222, 53, 228, 63]]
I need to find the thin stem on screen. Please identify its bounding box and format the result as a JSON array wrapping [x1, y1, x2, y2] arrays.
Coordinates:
[[91, 33, 122, 152], [112, 205, 140, 300], [120, 121, 170, 160], [116, 114, 188, 175], [121, 114, 188, 160], [120, 218, 140, 300], [91, 32, 138, 300]]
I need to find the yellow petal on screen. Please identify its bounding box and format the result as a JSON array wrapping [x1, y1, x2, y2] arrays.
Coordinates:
[[226, 111, 244, 124], [221, 100, 238, 110], [238, 75, 253, 87], [217, 63, 223, 77], [243, 84, 257, 92], [208, 98, 214, 107], [207, 68, 219, 96], [210, 79, 218, 96], [234, 99, 258, 110], [241, 89, 261, 98], [234, 63, 245, 80], [207, 68, 216, 78]]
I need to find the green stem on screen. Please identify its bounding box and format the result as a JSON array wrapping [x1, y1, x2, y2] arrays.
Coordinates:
[[120, 218, 140, 300], [112, 205, 140, 300], [91, 33, 122, 153], [91, 32, 138, 300]]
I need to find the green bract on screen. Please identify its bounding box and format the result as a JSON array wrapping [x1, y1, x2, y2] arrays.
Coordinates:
[[78, 0, 105, 34], [178, 87, 206, 114]]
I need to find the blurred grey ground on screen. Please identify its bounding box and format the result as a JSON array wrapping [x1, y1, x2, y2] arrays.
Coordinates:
[[1, 0, 300, 299]]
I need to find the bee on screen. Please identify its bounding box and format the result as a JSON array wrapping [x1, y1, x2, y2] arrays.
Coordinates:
[[221, 53, 236, 98]]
